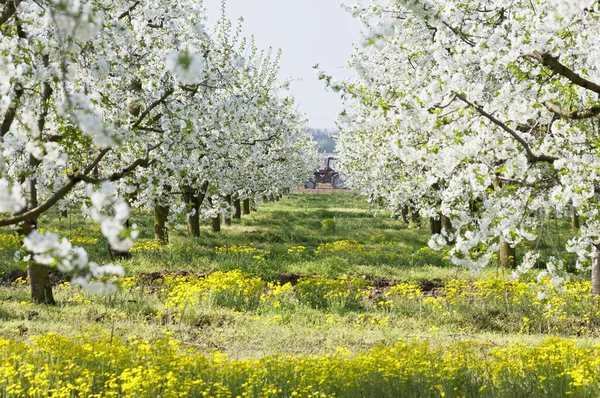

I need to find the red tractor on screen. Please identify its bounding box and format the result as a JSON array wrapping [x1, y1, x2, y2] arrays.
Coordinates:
[[304, 157, 345, 189]]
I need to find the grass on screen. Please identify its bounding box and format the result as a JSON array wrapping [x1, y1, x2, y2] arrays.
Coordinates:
[[1, 192, 455, 280], [0, 192, 598, 396]]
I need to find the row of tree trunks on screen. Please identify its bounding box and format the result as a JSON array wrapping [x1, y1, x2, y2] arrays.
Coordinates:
[[429, 215, 453, 235], [159, 191, 253, 240], [399, 206, 421, 224]]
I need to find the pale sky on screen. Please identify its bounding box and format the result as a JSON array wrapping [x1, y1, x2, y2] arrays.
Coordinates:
[[204, 0, 362, 129]]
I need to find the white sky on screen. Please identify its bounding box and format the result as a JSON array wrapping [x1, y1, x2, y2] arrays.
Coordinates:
[[204, 0, 362, 129]]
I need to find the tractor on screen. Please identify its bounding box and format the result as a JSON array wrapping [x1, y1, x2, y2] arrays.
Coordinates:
[[304, 157, 345, 189]]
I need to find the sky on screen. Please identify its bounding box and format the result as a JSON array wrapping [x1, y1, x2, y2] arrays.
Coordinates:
[[204, 0, 362, 129]]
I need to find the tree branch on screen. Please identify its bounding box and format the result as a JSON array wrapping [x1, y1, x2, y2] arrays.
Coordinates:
[[453, 92, 556, 164], [441, 21, 476, 47], [118, 1, 140, 19], [527, 52, 600, 95], [0, 148, 160, 227], [0, 83, 22, 138], [0, 0, 20, 28], [0, 179, 79, 227], [239, 134, 278, 146], [37, 54, 53, 134], [78, 157, 154, 184], [131, 88, 174, 129], [544, 101, 600, 120], [84, 149, 110, 174]]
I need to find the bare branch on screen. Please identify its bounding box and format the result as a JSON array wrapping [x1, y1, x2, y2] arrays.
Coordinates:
[[136, 126, 164, 133], [453, 92, 556, 164], [441, 21, 476, 47], [84, 149, 110, 174]]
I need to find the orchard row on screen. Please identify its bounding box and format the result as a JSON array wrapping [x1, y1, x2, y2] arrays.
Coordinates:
[[0, 0, 316, 302]]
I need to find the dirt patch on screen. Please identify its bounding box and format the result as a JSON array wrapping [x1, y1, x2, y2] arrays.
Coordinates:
[[3, 269, 449, 301], [0, 270, 27, 284], [0, 269, 69, 286], [277, 273, 305, 286], [418, 278, 444, 292]]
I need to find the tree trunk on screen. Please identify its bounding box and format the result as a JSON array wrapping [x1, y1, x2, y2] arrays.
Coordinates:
[[401, 206, 409, 224], [572, 212, 580, 231], [154, 203, 169, 245], [233, 199, 242, 219], [21, 221, 55, 305], [211, 215, 221, 232], [411, 209, 420, 224], [593, 244, 600, 301], [28, 262, 55, 305], [224, 195, 232, 226], [243, 199, 251, 215], [184, 182, 208, 238], [25, 151, 55, 304], [186, 188, 201, 238], [442, 215, 455, 245], [499, 240, 516, 269], [430, 216, 442, 235], [441, 215, 452, 233], [109, 200, 131, 260], [24, 54, 55, 304], [188, 204, 200, 237], [20, 217, 55, 305]]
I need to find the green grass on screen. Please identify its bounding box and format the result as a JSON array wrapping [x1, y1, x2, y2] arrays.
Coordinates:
[[2, 193, 600, 396], [0, 192, 597, 358], [1, 192, 453, 280]]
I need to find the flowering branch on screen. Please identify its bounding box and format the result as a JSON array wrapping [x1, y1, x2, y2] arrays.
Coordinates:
[[0, 150, 155, 226], [0, 0, 20, 28], [527, 52, 600, 95], [543, 101, 600, 120], [131, 87, 174, 129], [453, 92, 556, 164], [0, 83, 23, 138]]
